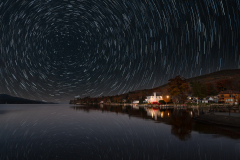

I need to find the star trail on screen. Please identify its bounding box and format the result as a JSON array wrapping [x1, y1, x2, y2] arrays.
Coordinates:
[[0, 0, 240, 102]]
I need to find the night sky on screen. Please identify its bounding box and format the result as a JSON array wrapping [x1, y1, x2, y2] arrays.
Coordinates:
[[0, 0, 240, 102]]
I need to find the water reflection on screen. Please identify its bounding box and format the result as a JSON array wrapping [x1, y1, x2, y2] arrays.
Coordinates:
[[170, 109, 192, 141], [71, 105, 240, 140], [0, 104, 239, 160]]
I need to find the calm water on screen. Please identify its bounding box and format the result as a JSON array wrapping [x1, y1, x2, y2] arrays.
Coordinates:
[[0, 104, 239, 160]]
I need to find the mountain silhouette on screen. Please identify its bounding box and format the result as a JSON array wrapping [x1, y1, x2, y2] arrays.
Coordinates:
[[0, 94, 56, 104]]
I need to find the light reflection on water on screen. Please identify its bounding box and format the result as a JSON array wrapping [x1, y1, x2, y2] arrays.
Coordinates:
[[0, 104, 239, 160]]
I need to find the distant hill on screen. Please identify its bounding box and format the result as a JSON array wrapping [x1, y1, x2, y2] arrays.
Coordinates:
[[0, 94, 57, 104], [151, 69, 240, 92], [120, 69, 240, 97], [186, 69, 240, 83]]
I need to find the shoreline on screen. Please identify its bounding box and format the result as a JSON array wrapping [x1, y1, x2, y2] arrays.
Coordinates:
[[192, 114, 240, 133]]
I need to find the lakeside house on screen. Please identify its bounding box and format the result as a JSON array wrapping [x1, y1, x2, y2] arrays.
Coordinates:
[[122, 99, 127, 103], [218, 90, 240, 104], [145, 92, 162, 103], [201, 97, 215, 103], [133, 100, 139, 104], [201, 98, 209, 103]]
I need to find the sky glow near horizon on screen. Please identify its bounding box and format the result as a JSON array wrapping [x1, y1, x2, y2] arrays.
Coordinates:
[[0, 0, 240, 102]]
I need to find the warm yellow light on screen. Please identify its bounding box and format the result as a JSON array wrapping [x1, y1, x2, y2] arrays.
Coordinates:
[[167, 96, 169, 98], [161, 112, 164, 118]]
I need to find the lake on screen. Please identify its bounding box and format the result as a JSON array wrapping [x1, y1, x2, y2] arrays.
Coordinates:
[[0, 104, 239, 160]]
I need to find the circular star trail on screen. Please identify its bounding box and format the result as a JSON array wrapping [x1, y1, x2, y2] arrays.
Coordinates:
[[0, 0, 240, 102]]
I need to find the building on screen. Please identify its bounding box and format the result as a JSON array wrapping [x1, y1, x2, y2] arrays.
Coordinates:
[[132, 100, 139, 104], [201, 98, 208, 103], [212, 96, 219, 103], [218, 90, 240, 104], [201, 97, 215, 103], [206, 96, 217, 103], [145, 92, 162, 103]]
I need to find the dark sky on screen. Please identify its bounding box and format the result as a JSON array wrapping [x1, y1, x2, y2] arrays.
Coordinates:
[[0, 0, 240, 102]]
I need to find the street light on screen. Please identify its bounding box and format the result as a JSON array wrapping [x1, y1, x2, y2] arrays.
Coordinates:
[[166, 95, 169, 105]]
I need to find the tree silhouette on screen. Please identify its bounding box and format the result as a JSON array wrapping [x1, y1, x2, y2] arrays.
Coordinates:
[[190, 81, 207, 98], [168, 75, 189, 103]]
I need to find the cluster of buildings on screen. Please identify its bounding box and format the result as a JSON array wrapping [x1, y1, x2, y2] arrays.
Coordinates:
[[187, 90, 240, 105], [71, 90, 240, 105], [144, 90, 240, 105]]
